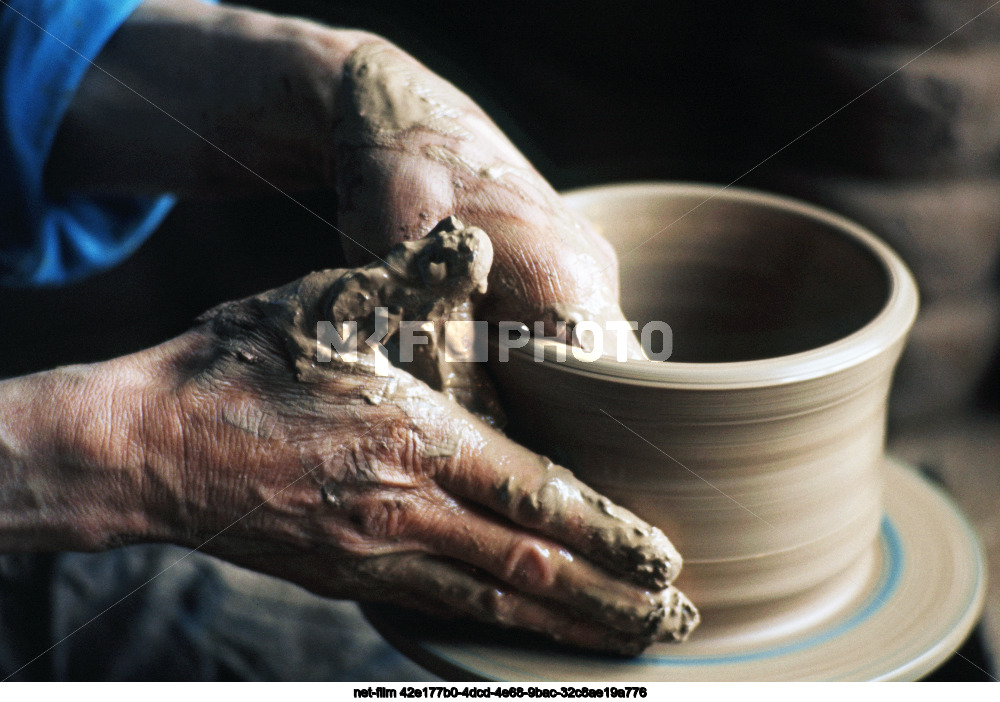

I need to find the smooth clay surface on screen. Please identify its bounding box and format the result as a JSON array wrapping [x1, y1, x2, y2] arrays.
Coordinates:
[[493, 184, 920, 619]]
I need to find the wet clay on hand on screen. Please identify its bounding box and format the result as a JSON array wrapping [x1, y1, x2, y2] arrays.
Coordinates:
[[331, 42, 646, 357], [196, 219, 697, 648], [237, 216, 504, 426]]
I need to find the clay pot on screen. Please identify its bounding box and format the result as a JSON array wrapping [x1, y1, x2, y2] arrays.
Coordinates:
[[754, 172, 1000, 423], [493, 183, 919, 612]]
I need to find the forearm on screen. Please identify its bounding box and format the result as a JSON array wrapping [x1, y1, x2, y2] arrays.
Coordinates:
[[45, 0, 379, 198], [0, 343, 190, 552]]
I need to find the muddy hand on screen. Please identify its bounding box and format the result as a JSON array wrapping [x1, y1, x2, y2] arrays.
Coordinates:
[[145, 226, 696, 653], [46, 2, 643, 356], [330, 41, 644, 357]]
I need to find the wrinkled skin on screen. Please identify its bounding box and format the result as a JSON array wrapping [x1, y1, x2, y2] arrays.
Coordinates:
[[20, 0, 684, 655], [146, 231, 694, 654], [330, 41, 632, 338], [46, 2, 641, 347]]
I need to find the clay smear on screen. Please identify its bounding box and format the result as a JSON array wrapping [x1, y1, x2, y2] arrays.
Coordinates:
[[337, 43, 473, 147]]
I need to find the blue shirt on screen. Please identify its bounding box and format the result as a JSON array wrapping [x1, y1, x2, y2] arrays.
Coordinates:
[[0, 0, 174, 286]]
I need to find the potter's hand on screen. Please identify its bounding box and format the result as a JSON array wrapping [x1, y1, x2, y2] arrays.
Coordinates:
[[330, 42, 627, 336], [169, 224, 694, 653], [0, 228, 695, 655], [47, 0, 634, 347]]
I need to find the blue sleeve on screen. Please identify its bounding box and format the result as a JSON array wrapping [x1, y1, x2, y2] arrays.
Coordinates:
[[0, 0, 174, 287]]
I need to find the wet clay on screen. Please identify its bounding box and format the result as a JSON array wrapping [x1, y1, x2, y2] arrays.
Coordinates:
[[358, 553, 696, 654], [199, 217, 697, 645], [336, 42, 473, 147], [334, 42, 646, 360], [228, 217, 505, 426], [495, 459, 684, 588], [491, 456, 697, 642]]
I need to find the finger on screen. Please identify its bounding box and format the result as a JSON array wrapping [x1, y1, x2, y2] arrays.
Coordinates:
[[357, 552, 662, 655], [412, 488, 697, 641], [433, 428, 683, 591]]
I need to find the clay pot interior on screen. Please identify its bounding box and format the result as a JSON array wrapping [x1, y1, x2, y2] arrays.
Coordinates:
[[607, 194, 890, 363]]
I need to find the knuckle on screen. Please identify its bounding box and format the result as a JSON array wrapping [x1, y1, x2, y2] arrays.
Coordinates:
[[503, 538, 557, 589]]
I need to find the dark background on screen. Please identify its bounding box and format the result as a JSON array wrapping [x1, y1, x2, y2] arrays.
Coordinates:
[[0, 0, 996, 681]]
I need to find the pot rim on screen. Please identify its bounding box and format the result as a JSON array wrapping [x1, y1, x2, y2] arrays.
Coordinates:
[[508, 182, 920, 390]]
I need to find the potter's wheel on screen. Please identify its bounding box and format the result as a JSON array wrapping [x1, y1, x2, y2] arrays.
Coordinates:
[[364, 458, 986, 681]]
